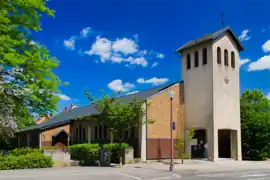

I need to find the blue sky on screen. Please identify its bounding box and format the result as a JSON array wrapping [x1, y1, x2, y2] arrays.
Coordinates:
[[34, 0, 270, 111]]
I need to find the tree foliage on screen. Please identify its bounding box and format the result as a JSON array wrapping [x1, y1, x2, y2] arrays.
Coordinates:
[[85, 91, 152, 166], [241, 89, 270, 160], [0, 0, 64, 136], [85, 91, 147, 140]]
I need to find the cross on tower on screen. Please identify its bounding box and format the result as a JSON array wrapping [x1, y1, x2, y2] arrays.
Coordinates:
[[221, 12, 225, 27]]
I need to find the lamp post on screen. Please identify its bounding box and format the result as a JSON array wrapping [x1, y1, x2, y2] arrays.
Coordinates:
[[168, 90, 176, 172]]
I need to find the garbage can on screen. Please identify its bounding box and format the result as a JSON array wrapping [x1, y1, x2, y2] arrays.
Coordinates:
[[99, 148, 111, 166]]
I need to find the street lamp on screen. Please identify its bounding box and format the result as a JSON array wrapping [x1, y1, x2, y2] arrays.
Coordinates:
[[168, 90, 175, 172]]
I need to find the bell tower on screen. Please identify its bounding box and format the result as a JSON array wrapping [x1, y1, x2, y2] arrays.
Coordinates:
[[176, 26, 244, 161]]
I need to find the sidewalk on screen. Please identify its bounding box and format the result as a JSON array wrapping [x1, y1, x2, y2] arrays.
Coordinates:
[[124, 159, 270, 174]]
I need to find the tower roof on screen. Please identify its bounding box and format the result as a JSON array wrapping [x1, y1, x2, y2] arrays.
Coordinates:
[[175, 26, 244, 53]]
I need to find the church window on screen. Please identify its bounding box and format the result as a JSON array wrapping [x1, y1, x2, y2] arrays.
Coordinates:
[[186, 54, 191, 70], [203, 48, 207, 65], [194, 51, 199, 67], [224, 49, 228, 66], [231, 51, 235, 68], [217, 47, 221, 64]]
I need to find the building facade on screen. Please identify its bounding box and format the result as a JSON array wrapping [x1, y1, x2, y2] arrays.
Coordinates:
[[17, 26, 243, 162]]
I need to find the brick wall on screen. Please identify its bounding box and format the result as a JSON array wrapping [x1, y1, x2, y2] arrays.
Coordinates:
[[41, 124, 70, 148], [146, 82, 184, 159]]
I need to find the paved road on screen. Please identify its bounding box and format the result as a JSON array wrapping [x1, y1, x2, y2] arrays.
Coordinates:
[[0, 167, 181, 180], [182, 170, 270, 180], [1, 167, 270, 180]]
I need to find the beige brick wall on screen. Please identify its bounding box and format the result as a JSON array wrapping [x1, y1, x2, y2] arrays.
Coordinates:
[[41, 124, 70, 146], [147, 82, 184, 139]]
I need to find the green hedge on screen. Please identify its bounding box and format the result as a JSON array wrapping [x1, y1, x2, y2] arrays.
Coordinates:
[[68, 144, 99, 166], [68, 143, 132, 165], [102, 143, 131, 163], [0, 152, 53, 170], [8, 147, 44, 156]]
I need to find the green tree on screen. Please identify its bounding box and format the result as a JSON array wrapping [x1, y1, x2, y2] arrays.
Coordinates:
[[175, 128, 195, 164], [0, 0, 64, 138], [241, 89, 270, 160], [85, 91, 152, 166]]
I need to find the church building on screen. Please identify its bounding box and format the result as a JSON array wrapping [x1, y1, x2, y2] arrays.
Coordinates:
[[16, 26, 243, 162]]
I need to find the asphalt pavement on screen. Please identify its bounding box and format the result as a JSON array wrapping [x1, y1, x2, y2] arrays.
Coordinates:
[[1, 167, 270, 180]]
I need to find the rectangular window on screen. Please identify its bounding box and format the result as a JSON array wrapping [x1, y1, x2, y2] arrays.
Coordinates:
[[194, 51, 199, 67], [79, 124, 82, 141], [82, 128, 86, 141], [94, 126, 98, 140], [124, 130, 129, 139], [99, 125, 102, 139], [76, 128, 79, 142], [103, 126, 107, 140], [130, 127, 135, 138], [186, 54, 191, 70]]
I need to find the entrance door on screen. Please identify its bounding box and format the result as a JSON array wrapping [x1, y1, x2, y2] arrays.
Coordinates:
[[191, 129, 206, 158], [218, 130, 231, 158]]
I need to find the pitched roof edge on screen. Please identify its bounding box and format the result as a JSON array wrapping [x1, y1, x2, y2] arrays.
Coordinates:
[[175, 26, 244, 53]]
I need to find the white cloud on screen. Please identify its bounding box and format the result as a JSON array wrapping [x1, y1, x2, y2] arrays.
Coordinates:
[[29, 40, 36, 45], [262, 40, 270, 53], [125, 57, 148, 67], [126, 91, 139, 95], [57, 93, 71, 101], [81, 27, 92, 38], [111, 53, 124, 63], [151, 62, 158, 68], [239, 29, 251, 41], [112, 38, 138, 55], [156, 53, 164, 59], [136, 77, 169, 86], [107, 79, 135, 92], [64, 36, 76, 50], [239, 58, 251, 67], [84, 36, 112, 62], [248, 55, 270, 71]]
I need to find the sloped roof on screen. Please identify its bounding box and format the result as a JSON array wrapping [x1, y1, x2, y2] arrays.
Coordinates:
[[18, 81, 182, 133], [176, 26, 244, 53]]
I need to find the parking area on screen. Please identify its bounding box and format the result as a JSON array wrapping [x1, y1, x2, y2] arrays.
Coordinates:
[[0, 166, 182, 180]]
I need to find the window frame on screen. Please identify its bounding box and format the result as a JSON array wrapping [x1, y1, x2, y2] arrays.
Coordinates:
[[203, 48, 207, 65], [194, 51, 199, 67], [186, 54, 191, 70], [231, 51, 235, 68], [224, 49, 229, 66], [217, 47, 221, 64]]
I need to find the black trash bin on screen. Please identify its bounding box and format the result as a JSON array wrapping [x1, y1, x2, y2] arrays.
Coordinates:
[[99, 148, 111, 166]]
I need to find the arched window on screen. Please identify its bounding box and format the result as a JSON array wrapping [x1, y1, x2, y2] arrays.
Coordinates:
[[194, 51, 199, 67], [217, 47, 221, 64], [231, 51, 235, 68], [186, 54, 191, 70], [203, 48, 207, 65], [224, 49, 228, 66]]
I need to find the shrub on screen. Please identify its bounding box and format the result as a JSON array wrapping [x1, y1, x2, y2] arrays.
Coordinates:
[[8, 147, 44, 156], [68, 143, 132, 165], [102, 143, 131, 163], [0, 152, 53, 170], [68, 144, 99, 165]]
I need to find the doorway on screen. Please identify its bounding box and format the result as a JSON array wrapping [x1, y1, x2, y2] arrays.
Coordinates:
[[191, 129, 206, 158], [52, 130, 68, 149], [218, 130, 231, 158]]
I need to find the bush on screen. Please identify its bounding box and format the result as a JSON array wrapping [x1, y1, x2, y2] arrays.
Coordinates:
[[68, 144, 99, 166], [8, 147, 44, 156], [68, 143, 132, 165], [102, 143, 131, 163], [0, 152, 53, 170]]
